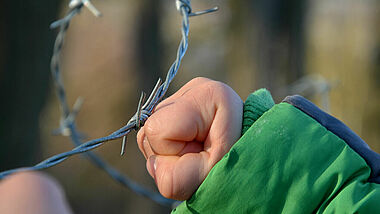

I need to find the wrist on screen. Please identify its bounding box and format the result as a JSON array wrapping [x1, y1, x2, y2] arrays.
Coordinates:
[[242, 88, 275, 135]]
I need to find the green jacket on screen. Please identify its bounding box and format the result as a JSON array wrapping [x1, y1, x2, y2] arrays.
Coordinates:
[[173, 89, 380, 213]]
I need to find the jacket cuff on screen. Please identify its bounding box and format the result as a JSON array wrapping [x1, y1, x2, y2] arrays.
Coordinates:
[[242, 88, 275, 135]]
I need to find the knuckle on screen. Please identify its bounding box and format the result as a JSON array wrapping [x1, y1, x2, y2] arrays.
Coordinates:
[[143, 117, 161, 139], [187, 77, 212, 87], [201, 80, 230, 100]]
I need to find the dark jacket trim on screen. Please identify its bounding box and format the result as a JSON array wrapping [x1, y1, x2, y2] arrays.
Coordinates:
[[283, 95, 380, 184]]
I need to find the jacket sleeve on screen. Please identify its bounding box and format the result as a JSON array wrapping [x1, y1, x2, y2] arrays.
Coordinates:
[[172, 89, 380, 213]]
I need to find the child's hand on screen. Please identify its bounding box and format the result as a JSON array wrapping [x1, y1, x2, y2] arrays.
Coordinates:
[[137, 77, 243, 200]]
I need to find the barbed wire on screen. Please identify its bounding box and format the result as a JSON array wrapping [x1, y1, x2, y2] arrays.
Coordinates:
[[0, 0, 217, 208]]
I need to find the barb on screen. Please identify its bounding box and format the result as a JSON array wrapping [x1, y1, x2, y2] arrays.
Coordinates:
[[69, 0, 102, 17], [0, 0, 218, 208], [176, 0, 219, 17]]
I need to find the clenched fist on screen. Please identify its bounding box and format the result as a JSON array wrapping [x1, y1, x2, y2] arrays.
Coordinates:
[[137, 77, 243, 200]]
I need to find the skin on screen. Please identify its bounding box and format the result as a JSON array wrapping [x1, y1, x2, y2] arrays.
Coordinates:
[[0, 77, 243, 211], [137, 77, 243, 200], [0, 172, 72, 214]]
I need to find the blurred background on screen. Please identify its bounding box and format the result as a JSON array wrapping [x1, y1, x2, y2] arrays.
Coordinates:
[[0, 0, 379, 213]]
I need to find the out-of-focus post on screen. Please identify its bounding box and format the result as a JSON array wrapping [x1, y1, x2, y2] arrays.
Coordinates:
[[0, 0, 61, 170]]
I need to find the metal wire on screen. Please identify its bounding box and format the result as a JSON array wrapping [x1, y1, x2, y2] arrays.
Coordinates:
[[0, 0, 217, 208]]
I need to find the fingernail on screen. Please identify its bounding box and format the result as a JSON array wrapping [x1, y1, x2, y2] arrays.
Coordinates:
[[142, 137, 149, 159], [149, 155, 157, 179]]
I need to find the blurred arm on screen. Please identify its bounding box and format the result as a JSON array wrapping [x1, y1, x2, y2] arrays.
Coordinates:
[[0, 172, 72, 214]]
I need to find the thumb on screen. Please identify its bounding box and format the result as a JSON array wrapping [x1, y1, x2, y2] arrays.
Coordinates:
[[147, 152, 210, 201]]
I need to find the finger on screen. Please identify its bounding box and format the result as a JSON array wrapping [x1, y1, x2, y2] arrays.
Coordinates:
[[176, 141, 203, 156], [137, 127, 156, 159], [144, 98, 205, 156], [203, 82, 243, 165], [139, 77, 214, 157], [143, 137, 155, 159], [136, 127, 148, 159], [138, 126, 197, 160], [160, 77, 212, 104], [147, 152, 210, 201]]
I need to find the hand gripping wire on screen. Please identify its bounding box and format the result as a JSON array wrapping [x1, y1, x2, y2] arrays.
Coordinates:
[[0, 0, 218, 208], [119, 1, 219, 155]]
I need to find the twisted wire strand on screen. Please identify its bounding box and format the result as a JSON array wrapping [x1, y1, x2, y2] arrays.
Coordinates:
[[0, 0, 217, 208]]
